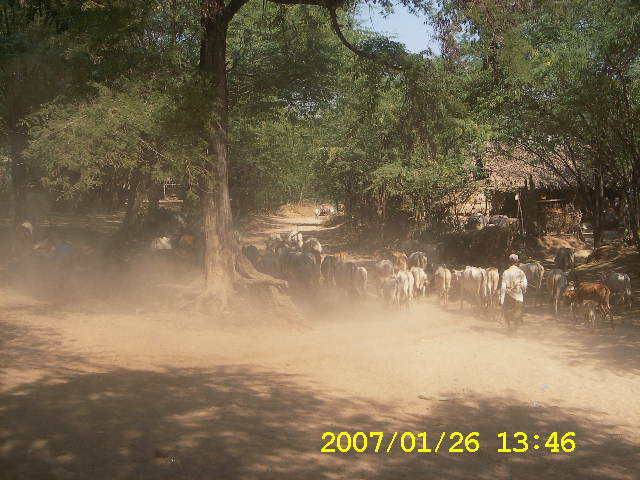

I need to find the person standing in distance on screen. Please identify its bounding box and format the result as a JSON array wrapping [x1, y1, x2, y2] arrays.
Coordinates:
[[499, 253, 528, 335]]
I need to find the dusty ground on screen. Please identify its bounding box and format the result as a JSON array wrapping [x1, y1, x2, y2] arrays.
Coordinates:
[[1, 210, 640, 479]]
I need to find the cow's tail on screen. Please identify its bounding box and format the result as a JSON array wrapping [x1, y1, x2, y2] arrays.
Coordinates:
[[603, 287, 614, 329], [315, 255, 322, 285], [480, 269, 488, 305]]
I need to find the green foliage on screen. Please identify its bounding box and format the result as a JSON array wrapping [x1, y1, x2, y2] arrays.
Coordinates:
[[1, 0, 203, 203], [17, 0, 639, 245], [444, 0, 640, 245], [226, 2, 354, 214], [24, 81, 192, 204], [313, 54, 484, 233], [13, 1, 357, 214], [228, 3, 346, 115], [230, 113, 316, 212]]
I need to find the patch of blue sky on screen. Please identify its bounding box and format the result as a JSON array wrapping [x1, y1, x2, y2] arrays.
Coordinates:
[[356, 3, 441, 56]]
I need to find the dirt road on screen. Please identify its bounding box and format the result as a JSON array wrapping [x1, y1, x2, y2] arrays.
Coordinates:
[[1, 212, 639, 479]]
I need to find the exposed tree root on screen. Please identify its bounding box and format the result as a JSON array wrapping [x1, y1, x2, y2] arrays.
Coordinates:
[[233, 252, 305, 324], [192, 284, 232, 315], [174, 251, 305, 325], [234, 252, 288, 288]]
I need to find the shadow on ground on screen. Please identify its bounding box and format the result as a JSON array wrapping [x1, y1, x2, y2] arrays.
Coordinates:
[[465, 305, 640, 377], [1, 320, 638, 480]]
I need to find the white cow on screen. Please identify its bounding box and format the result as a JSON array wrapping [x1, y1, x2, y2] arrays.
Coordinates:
[[484, 267, 500, 311], [410, 266, 428, 298], [460, 266, 486, 311], [287, 230, 304, 249], [601, 272, 632, 308], [396, 270, 414, 309], [21, 220, 34, 236], [11, 220, 35, 259], [547, 268, 568, 315], [353, 266, 368, 300], [520, 261, 545, 305], [408, 252, 428, 270], [451, 269, 464, 292], [150, 236, 172, 251], [382, 276, 400, 308], [375, 259, 395, 295], [434, 266, 452, 307]]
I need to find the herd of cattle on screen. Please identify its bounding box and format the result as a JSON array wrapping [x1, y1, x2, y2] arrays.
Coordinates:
[[10, 217, 634, 329], [10, 218, 200, 264], [314, 204, 336, 217], [9, 220, 76, 260], [464, 213, 515, 231], [244, 231, 634, 329]]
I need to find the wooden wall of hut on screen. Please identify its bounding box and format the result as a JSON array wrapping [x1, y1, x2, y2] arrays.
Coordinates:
[[522, 175, 540, 236], [488, 190, 519, 218]]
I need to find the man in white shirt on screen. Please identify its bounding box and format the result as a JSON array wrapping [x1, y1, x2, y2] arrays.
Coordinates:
[[500, 254, 528, 334]]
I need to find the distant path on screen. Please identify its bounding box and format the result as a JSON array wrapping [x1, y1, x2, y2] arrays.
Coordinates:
[[243, 210, 327, 245], [242, 207, 375, 260]]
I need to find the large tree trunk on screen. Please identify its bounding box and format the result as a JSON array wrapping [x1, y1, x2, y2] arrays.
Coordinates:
[[592, 166, 605, 249], [9, 128, 28, 221], [121, 168, 145, 234], [200, 1, 236, 311], [147, 181, 164, 215], [106, 169, 146, 258], [192, 0, 303, 320], [627, 186, 640, 254]]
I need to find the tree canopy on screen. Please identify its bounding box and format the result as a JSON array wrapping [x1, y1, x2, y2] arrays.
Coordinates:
[[2, 0, 639, 261]]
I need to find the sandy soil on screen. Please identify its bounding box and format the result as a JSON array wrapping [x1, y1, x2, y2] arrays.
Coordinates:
[[1, 211, 640, 479]]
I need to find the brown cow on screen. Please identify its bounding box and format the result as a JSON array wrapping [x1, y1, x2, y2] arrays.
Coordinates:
[[563, 282, 614, 329], [388, 251, 408, 272], [178, 234, 196, 248]]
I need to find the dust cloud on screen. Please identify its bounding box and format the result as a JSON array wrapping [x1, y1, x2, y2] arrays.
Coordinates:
[[1, 211, 639, 480]]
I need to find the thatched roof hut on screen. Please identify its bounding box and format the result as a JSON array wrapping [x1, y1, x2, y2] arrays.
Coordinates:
[[481, 148, 582, 235], [482, 148, 568, 192], [449, 146, 583, 235]]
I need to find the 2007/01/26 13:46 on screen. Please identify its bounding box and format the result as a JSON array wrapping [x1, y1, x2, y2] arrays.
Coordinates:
[[320, 432, 576, 454]]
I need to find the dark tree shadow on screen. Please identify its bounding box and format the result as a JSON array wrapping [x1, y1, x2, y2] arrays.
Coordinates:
[[466, 308, 640, 376], [2, 367, 638, 480], [1, 319, 638, 480]]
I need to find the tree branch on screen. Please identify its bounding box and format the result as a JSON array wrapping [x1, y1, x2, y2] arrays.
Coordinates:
[[263, 0, 405, 71], [267, 0, 326, 6], [223, 0, 251, 22], [327, 7, 403, 71], [328, 7, 375, 60]]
